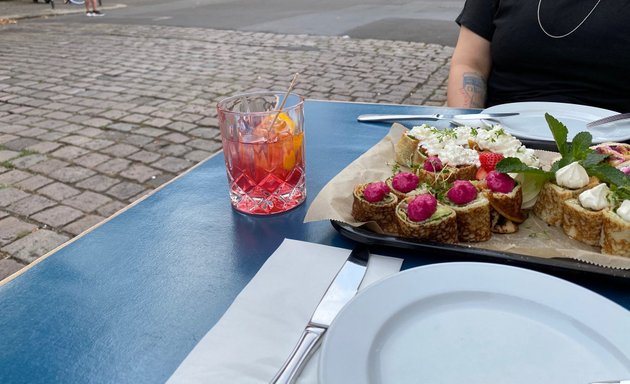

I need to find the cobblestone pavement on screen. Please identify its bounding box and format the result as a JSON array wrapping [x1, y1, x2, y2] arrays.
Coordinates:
[[0, 21, 452, 279]]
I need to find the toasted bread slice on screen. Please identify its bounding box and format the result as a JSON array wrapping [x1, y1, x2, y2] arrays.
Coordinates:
[[562, 199, 604, 246], [395, 199, 458, 243], [533, 177, 599, 226], [601, 209, 630, 257], [485, 184, 527, 224], [417, 164, 477, 186], [395, 132, 419, 167], [449, 196, 492, 242], [352, 184, 399, 234]]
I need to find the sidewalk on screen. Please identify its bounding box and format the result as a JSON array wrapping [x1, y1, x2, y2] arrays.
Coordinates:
[[0, 13, 452, 280], [0, 0, 125, 21]]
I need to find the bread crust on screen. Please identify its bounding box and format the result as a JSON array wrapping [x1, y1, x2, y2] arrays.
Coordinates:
[[449, 197, 492, 242], [601, 210, 630, 257], [352, 184, 399, 234], [395, 199, 458, 243], [562, 199, 604, 246], [395, 133, 419, 167], [533, 177, 599, 226], [485, 184, 527, 224], [417, 164, 477, 186]]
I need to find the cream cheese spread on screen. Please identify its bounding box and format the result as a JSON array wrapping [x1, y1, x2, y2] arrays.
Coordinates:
[[578, 184, 610, 211], [617, 200, 630, 222], [556, 162, 589, 189]]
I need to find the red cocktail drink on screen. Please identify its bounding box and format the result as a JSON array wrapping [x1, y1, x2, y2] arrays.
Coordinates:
[[218, 92, 306, 214]]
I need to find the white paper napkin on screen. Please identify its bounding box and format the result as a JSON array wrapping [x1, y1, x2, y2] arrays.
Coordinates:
[[167, 239, 403, 384]]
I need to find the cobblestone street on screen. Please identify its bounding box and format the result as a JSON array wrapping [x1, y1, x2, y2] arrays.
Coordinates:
[[0, 21, 452, 279]]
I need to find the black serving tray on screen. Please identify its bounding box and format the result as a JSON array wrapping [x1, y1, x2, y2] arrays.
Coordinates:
[[331, 220, 630, 283]]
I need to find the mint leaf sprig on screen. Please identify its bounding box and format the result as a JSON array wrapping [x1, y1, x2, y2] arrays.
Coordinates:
[[497, 113, 630, 188]]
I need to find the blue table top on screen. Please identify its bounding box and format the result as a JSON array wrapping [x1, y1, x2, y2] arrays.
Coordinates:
[[1, 101, 628, 383]]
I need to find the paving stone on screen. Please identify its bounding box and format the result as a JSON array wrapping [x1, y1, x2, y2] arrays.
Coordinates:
[[128, 150, 161, 164], [60, 135, 92, 146], [0, 258, 23, 280], [15, 175, 54, 191], [77, 127, 104, 137], [100, 110, 129, 120], [26, 141, 63, 154], [107, 182, 146, 201], [20, 127, 48, 138], [96, 158, 131, 176], [187, 139, 222, 153], [120, 163, 161, 183], [82, 118, 111, 128], [64, 191, 112, 213], [75, 174, 120, 192], [31, 205, 83, 228], [7, 195, 57, 217], [63, 214, 106, 236], [121, 114, 150, 124], [97, 200, 128, 217], [162, 132, 190, 144], [143, 118, 171, 128], [100, 143, 139, 157], [50, 145, 90, 160], [151, 156, 192, 173], [123, 134, 154, 147], [188, 128, 219, 140], [167, 121, 196, 133], [2, 229, 70, 264], [73, 153, 111, 168], [0, 169, 31, 185], [29, 158, 69, 174], [39, 182, 80, 201], [108, 122, 137, 132], [0, 134, 19, 144], [185, 150, 213, 162], [146, 173, 175, 189], [49, 166, 95, 183], [135, 127, 167, 137], [156, 144, 190, 157], [0, 217, 37, 246], [0, 210, 8, 219], [0, 187, 29, 207], [0, 150, 20, 162], [4, 138, 40, 151], [80, 138, 115, 151]]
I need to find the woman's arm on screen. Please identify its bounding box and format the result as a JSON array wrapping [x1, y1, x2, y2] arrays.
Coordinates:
[[447, 26, 492, 108]]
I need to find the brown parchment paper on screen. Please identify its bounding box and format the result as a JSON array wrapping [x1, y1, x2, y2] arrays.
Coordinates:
[[305, 123, 630, 270]]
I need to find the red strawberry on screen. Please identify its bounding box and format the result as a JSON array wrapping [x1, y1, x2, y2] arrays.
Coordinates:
[[479, 152, 504, 172], [475, 166, 488, 181]]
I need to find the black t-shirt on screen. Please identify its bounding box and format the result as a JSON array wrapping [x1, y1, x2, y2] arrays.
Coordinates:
[[456, 0, 630, 112]]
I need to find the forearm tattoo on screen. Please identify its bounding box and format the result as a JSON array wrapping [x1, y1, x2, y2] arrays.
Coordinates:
[[460, 72, 486, 108]]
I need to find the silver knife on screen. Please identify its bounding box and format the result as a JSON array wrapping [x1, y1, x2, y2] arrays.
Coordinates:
[[270, 246, 370, 384], [586, 112, 630, 128], [357, 112, 519, 122]]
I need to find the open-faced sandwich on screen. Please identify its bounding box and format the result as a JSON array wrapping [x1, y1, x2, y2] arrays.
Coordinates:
[[562, 183, 610, 246], [352, 181, 399, 234], [394, 193, 458, 243], [444, 180, 491, 242], [533, 161, 599, 226]]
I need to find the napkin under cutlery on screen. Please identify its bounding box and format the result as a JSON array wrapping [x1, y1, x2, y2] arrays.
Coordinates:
[[166, 239, 403, 384]]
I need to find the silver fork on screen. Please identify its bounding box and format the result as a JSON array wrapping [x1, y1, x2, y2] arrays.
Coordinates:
[[586, 113, 630, 128]]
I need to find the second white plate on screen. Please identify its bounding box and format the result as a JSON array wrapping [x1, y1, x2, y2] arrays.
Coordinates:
[[482, 101, 630, 143], [319, 262, 630, 384]]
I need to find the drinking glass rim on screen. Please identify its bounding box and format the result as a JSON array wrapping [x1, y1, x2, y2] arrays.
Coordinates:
[[217, 91, 304, 116]]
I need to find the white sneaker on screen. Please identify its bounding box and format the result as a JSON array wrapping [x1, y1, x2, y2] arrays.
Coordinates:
[[86, 11, 94, 16], [91, 10, 105, 16]]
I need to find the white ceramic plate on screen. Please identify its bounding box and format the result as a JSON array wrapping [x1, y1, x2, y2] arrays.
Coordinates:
[[482, 101, 630, 143], [319, 262, 630, 384]]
